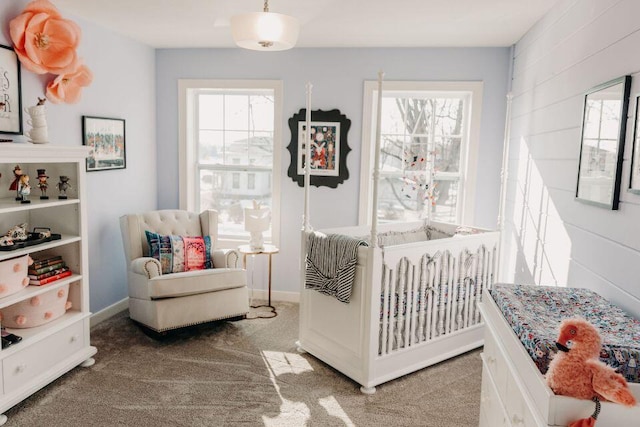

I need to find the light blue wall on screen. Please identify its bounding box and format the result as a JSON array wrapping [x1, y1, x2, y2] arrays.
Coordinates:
[[0, 1, 157, 313], [157, 47, 510, 294]]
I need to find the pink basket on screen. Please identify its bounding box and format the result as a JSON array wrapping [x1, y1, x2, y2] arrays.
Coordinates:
[[0, 255, 30, 299], [0, 284, 71, 328]]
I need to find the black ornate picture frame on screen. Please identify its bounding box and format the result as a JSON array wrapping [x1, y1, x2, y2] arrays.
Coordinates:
[[0, 44, 23, 135], [287, 109, 351, 188]]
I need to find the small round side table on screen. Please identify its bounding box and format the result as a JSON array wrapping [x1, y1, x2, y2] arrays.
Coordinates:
[[238, 244, 279, 318]]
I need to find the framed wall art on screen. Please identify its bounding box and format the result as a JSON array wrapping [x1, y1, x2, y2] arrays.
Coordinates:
[[0, 44, 23, 135], [287, 109, 351, 188], [629, 94, 640, 194], [82, 116, 126, 172], [575, 75, 631, 209]]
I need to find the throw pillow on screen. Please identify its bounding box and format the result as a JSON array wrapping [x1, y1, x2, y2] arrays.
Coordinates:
[[145, 231, 214, 274]]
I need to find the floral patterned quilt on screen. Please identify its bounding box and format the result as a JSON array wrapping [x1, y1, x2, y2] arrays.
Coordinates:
[[490, 284, 640, 383]]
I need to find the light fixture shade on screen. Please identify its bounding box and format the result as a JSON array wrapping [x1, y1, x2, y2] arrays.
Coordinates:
[[231, 12, 300, 51]]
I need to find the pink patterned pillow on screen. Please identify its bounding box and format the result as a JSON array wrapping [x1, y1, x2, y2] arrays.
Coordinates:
[[145, 231, 213, 274]]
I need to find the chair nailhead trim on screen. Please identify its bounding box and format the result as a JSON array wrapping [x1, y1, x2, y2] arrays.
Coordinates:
[[143, 260, 161, 278]]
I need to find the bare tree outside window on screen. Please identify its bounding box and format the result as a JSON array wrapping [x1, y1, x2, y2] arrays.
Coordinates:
[[378, 95, 464, 224]]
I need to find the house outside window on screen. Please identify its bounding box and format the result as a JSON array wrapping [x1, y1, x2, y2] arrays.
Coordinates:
[[359, 81, 483, 226], [179, 80, 283, 246]]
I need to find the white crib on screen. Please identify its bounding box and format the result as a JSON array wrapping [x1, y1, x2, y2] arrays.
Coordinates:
[[296, 75, 500, 393], [298, 221, 499, 393]]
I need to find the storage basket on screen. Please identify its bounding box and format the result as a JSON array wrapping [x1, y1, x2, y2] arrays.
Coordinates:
[[0, 254, 30, 298], [0, 284, 71, 328]]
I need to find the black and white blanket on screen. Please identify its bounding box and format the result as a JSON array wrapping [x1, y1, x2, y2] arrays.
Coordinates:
[[305, 232, 368, 303]]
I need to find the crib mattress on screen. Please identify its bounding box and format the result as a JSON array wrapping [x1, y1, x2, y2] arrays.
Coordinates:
[[490, 284, 640, 383]]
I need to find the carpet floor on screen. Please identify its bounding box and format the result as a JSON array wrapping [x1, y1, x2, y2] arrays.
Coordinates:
[[4, 302, 482, 426]]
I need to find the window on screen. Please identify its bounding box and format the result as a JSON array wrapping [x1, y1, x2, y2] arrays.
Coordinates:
[[359, 81, 483, 226], [179, 80, 283, 246]]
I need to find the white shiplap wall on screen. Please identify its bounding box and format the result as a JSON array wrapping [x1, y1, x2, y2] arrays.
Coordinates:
[[502, 0, 640, 317]]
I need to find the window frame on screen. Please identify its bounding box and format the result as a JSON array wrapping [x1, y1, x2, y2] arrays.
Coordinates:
[[358, 80, 483, 226], [178, 79, 283, 248]]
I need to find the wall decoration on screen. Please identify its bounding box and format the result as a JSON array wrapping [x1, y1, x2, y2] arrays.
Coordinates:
[[0, 45, 23, 134], [287, 109, 351, 188], [9, 0, 92, 104], [82, 116, 126, 172], [629, 94, 640, 194], [576, 75, 631, 209]]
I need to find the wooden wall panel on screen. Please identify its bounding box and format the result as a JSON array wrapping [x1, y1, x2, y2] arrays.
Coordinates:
[[505, 0, 640, 315], [568, 261, 640, 317]]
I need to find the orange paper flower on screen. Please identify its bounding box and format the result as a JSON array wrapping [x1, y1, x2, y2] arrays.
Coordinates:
[[46, 63, 93, 104], [9, 0, 81, 75]]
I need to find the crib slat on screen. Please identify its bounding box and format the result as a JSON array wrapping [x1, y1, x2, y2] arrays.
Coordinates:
[[388, 268, 396, 354], [406, 262, 416, 347], [477, 247, 488, 324], [417, 255, 427, 343], [447, 252, 458, 334], [425, 260, 434, 342], [381, 266, 390, 356], [437, 252, 448, 336], [462, 253, 470, 329], [474, 247, 483, 325], [397, 259, 406, 349], [456, 252, 466, 330], [466, 253, 478, 328], [430, 255, 441, 340], [445, 251, 454, 335]]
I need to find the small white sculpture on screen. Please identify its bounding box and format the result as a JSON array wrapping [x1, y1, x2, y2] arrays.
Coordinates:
[[244, 200, 270, 251], [24, 98, 49, 144]]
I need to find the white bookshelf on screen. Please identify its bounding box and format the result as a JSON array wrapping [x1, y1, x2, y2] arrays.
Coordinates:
[[0, 145, 96, 425]]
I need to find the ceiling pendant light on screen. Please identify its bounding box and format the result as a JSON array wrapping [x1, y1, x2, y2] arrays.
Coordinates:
[[231, 0, 300, 51]]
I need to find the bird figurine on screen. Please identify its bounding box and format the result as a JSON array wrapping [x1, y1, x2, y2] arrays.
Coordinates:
[[546, 318, 637, 427]]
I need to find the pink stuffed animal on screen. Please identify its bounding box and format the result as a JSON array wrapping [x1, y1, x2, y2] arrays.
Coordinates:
[[546, 318, 636, 427]]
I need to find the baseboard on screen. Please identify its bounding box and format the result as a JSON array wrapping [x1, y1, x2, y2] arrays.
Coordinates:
[[90, 297, 129, 327], [249, 289, 299, 303]]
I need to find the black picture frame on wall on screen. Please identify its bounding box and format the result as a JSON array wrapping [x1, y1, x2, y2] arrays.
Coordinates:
[[82, 116, 126, 172], [628, 94, 640, 194], [575, 75, 631, 210], [0, 44, 23, 135], [286, 109, 351, 188]]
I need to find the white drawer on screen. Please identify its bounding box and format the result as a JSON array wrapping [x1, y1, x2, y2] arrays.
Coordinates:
[[483, 327, 508, 399], [504, 363, 539, 427], [3, 321, 84, 392], [480, 361, 511, 427]]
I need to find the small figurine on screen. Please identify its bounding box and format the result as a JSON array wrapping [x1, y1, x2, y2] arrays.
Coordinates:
[[17, 174, 31, 204], [57, 176, 72, 199], [36, 169, 49, 200], [9, 165, 23, 201]]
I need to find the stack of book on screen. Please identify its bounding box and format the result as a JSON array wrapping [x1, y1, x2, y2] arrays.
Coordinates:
[[28, 255, 72, 286]]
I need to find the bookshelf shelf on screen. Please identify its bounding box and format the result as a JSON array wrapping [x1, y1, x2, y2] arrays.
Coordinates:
[[0, 146, 96, 422]]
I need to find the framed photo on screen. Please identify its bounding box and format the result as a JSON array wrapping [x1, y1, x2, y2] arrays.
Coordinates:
[[287, 109, 351, 188], [82, 116, 126, 172], [0, 44, 23, 134], [576, 75, 631, 209], [296, 121, 340, 176], [629, 94, 640, 194]]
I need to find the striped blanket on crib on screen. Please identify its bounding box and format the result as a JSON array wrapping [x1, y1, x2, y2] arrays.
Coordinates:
[[305, 232, 368, 303]]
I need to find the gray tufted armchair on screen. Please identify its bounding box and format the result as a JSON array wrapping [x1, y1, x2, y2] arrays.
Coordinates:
[[119, 209, 248, 332]]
